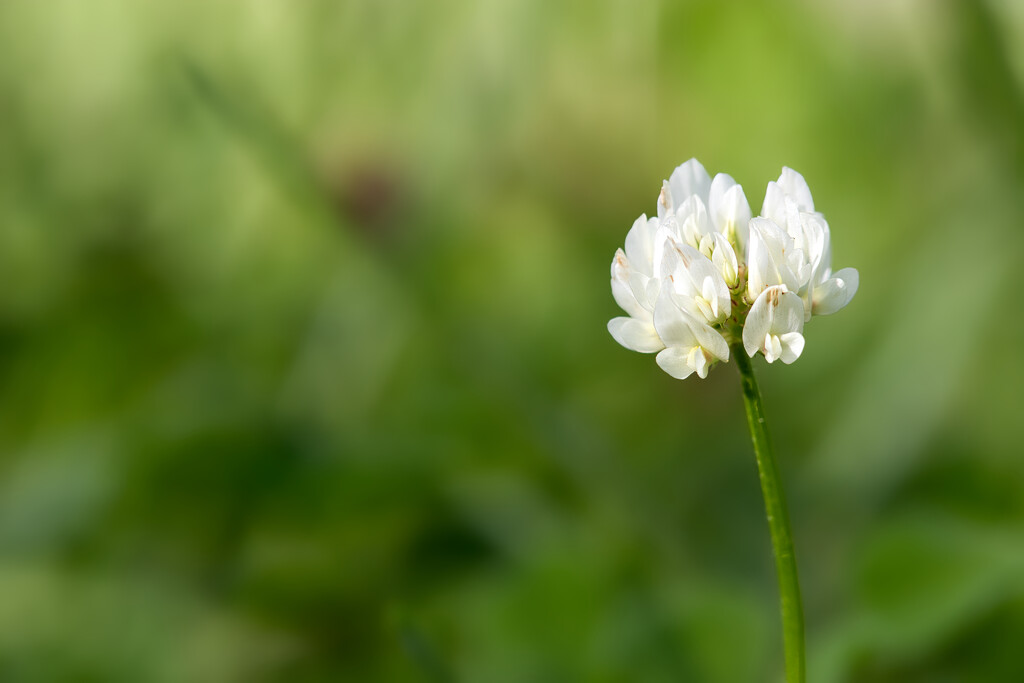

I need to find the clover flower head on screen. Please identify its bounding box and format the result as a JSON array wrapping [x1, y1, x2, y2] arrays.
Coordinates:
[[609, 160, 859, 379]]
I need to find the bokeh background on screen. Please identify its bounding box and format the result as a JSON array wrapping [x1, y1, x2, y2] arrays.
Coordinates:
[[1, 0, 1022, 681]]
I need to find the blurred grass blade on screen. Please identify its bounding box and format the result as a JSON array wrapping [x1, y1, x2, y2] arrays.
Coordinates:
[[176, 56, 342, 231], [399, 620, 457, 683]]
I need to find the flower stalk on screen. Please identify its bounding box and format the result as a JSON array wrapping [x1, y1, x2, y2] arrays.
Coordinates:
[[731, 342, 805, 683]]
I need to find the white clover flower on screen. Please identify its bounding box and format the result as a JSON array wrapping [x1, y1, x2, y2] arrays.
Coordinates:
[[608, 160, 859, 377], [657, 159, 711, 221], [657, 159, 753, 255], [708, 173, 752, 254], [742, 285, 805, 364], [660, 239, 731, 326], [746, 216, 808, 299], [759, 168, 859, 320], [653, 288, 730, 380], [608, 215, 663, 353]]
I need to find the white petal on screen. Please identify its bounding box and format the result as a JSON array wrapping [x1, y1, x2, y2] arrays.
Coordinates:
[[610, 248, 628, 283], [611, 249, 652, 315], [708, 172, 736, 194], [743, 285, 803, 359], [779, 332, 805, 364], [624, 214, 657, 276], [608, 317, 664, 353], [787, 246, 812, 292], [650, 221, 681, 280], [746, 220, 771, 297], [710, 178, 752, 251], [746, 217, 796, 297], [690, 320, 730, 362], [667, 159, 711, 206], [797, 212, 830, 276], [691, 347, 710, 378], [769, 219, 802, 291], [653, 290, 698, 348], [628, 270, 654, 310], [709, 232, 739, 287], [611, 277, 648, 319], [764, 334, 783, 363], [693, 291, 715, 322], [654, 290, 728, 363], [812, 267, 859, 316], [644, 277, 661, 311], [662, 242, 730, 323], [701, 277, 719, 318], [774, 287, 806, 336], [675, 195, 712, 248], [743, 288, 774, 357], [816, 223, 833, 283], [761, 181, 787, 226], [657, 181, 672, 220], [657, 234, 681, 288], [656, 347, 696, 380], [777, 167, 814, 213], [792, 214, 828, 322], [708, 173, 738, 225], [682, 243, 730, 308]]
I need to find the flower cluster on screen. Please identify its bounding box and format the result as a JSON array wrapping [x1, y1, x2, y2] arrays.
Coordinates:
[[608, 159, 858, 380]]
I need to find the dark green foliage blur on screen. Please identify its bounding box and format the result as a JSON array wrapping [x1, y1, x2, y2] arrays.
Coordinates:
[[0, 1, 1022, 681]]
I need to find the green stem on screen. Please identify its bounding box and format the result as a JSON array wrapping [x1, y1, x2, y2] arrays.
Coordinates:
[[731, 343, 806, 683]]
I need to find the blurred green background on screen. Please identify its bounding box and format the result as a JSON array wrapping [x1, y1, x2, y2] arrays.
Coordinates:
[[1, 0, 1022, 681]]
